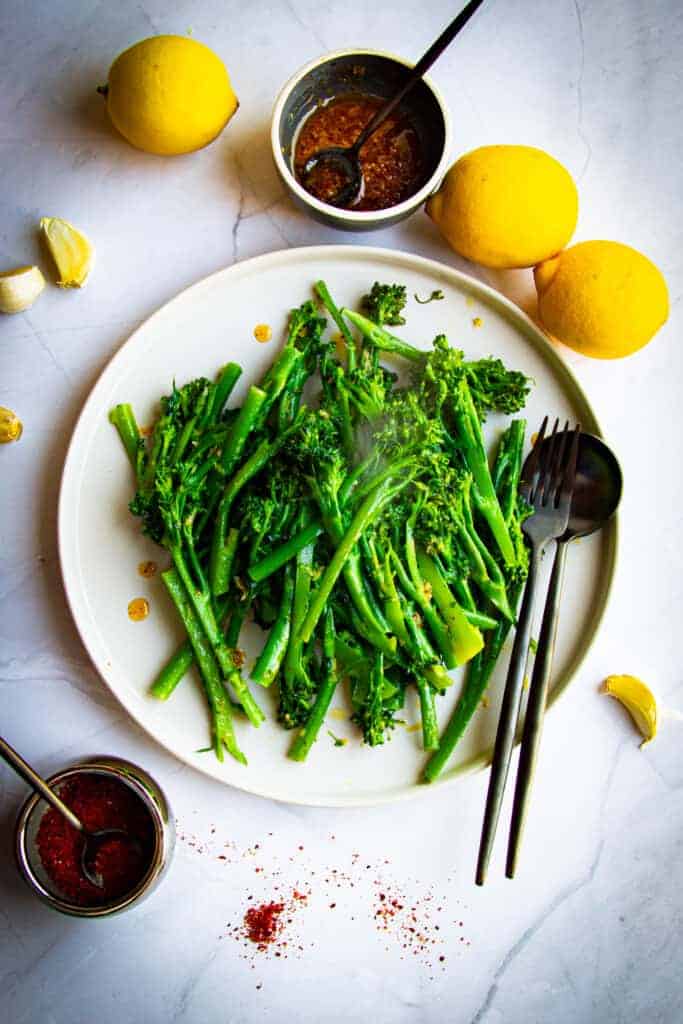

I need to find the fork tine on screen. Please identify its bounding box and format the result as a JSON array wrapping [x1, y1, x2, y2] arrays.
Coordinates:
[[537, 419, 560, 505], [520, 416, 548, 500], [559, 424, 581, 508]]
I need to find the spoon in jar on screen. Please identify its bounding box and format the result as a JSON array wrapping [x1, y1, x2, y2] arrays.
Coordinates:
[[0, 735, 141, 889], [301, 0, 486, 208]]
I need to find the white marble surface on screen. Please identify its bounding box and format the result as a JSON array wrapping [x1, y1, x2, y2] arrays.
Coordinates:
[[2, 1, 682, 1021]]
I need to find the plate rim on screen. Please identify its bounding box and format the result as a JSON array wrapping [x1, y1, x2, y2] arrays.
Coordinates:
[[57, 244, 618, 808]]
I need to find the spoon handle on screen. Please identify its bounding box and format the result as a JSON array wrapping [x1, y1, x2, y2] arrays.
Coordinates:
[[352, 0, 486, 152], [505, 540, 569, 878], [0, 736, 84, 832]]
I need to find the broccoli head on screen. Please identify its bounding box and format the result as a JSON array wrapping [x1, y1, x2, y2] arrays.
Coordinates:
[[361, 282, 408, 327]]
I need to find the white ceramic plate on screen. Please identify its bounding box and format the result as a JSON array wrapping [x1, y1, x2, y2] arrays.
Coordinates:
[[59, 246, 616, 807]]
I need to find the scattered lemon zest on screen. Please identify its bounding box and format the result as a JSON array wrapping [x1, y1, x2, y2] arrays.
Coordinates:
[[472, 316, 483, 328]]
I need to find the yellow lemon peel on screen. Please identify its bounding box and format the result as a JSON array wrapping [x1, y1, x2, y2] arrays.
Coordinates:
[[426, 145, 578, 269], [601, 674, 658, 747], [535, 241, 668, 359], [40, 217, 94, 287], [103, 35, 238, 156]]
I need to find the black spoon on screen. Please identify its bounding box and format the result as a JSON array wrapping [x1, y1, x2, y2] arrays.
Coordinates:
[[505, 433, 622, 878], [302, 0, 486, 208], [0, 736, 141, 890]]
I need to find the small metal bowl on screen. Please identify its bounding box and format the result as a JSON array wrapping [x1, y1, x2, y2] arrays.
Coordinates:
[[14, 756, 174, 918], [271, 48, 452, 231]]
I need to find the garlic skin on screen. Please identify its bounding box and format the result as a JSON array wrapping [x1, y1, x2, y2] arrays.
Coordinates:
[[0, 265, 46, 313], [40, 216, 94, 287]]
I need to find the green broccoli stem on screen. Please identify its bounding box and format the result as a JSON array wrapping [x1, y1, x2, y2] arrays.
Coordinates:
[[341, 309, 424, 363], [161, 569, 246, 765], [210, 428, 300, 596], [451, 379, 515, 566], [288, 608, 338, 761], [169, 544, 264, 727], [315, 280, 357, 372], [221, 385, 267, 475], [403, 522, 461, 670], [423, 419, 528, 782], [209, 362, 242, 423], [282, 534, 315, 701], [311, 485, 393, 648], [149, 590, 234, 700], [108, 404, 143, 477], [422, 585, 522, 783], [256, 345, 303, 430], [414, 675, 439, 751], [463, 608, 499, 631], [149, 640, 194, 700], [299, 476, 405, 645], [277, 359, 310, 431], [247, 521, 323, 583], [251, 563, 295, 687], [416, 550, 484, 665]]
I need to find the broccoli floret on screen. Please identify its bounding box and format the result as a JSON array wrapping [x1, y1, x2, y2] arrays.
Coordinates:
[[361, 282, 408, 327]]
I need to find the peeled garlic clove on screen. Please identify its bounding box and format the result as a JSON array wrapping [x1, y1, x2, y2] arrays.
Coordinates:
[[40, 216, 94, 287], [0, 407, 23, 443], [602, 674, 658, 746], [0, 265, 46, 314]]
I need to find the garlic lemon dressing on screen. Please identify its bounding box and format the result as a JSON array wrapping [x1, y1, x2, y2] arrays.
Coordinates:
[[294, 94, 422, 211]]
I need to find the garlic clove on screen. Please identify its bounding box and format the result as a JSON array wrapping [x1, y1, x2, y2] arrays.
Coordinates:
[[0, 407, 23, 443], [0, 265, 46, 314], [40, 217, 94, 288]]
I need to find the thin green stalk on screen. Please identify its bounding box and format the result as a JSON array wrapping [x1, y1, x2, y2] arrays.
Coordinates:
[[415, 675, 439, 751], [149, 640, 194, 700], [161, 569, 246, 765], [299, 476, 403, 644], [108, 404, 143, 477], [248, 521, 323, 583], [221, 386, 267, 475], [170, 545, 264, 727], [289, 608, 338, 761], [416, 551, 483, 665], [251, 563, 295, 687], [209, 362, 242, 422], [315, 280, 357, 372], [210, 433, 291, 596], [341, 309, 424, 363]]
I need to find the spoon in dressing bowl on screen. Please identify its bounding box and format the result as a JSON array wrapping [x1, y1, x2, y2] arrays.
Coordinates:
[[505, 433, 623, 878], [0, 735, 142, 889], [301, 0, 486, 208]]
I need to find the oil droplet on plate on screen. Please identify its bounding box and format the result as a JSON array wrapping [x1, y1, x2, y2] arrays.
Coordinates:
[[128, 597, 150, 622], [330, 707, 347, 721], [138, 560, 157, 578], [253, 323, 272, 343]]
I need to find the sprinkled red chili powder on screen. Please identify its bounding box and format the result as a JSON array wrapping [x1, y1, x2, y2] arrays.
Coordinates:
[[244, 901, 285, 946], [36, 773, 155, 906]]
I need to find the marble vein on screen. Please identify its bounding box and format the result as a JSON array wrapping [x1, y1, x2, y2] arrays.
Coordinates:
[[572, 0, 593, 181]]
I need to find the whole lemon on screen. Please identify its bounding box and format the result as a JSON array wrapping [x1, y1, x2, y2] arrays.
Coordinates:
[[426, 145, 578, 269], [102, 35, 238, 155], [535, 241, 669, 359]]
